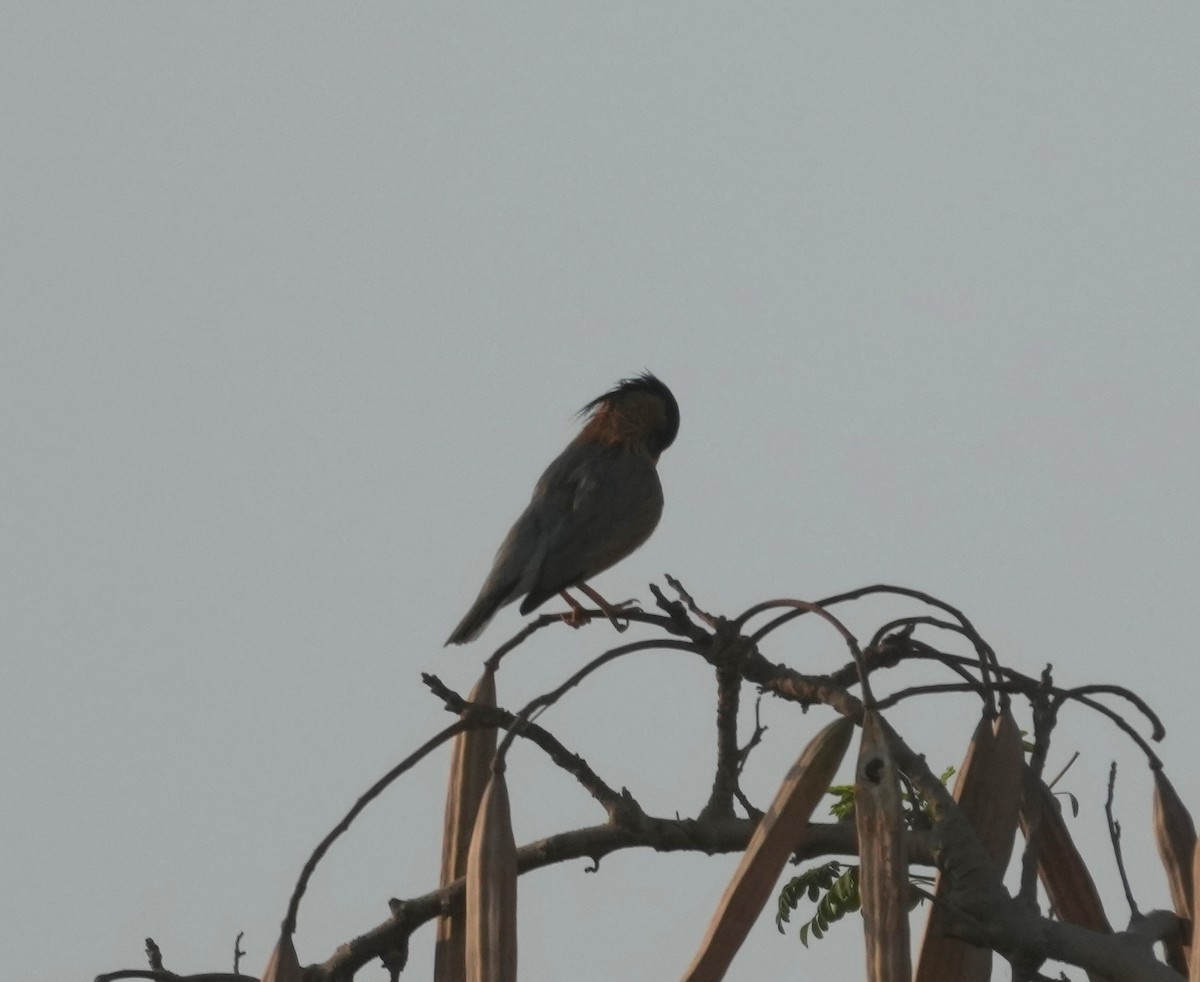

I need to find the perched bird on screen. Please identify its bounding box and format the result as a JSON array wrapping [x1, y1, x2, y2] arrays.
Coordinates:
[[445, 373, 679, 645]]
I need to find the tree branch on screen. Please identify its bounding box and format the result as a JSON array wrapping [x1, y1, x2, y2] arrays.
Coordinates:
[[320, 818, 917, 982]]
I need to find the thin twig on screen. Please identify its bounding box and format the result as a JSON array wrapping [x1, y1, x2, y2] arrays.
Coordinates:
[[1061, 684, 1166, 741], [649, 581, 713, 643], [283, 719, 470, 935], [873, 680, 1029, 711], [1045, 751, 1080, 790], [422, 673, 631, 816], [740, 584, 999, 714], [730, 597, 870, 702], [144, 939, 164, 973], [1018, 666, 1058, 905], [1105, 761, 1140, 918], [484, 608, 675, 670], [497, 639, 698, 759], [1059, 691, 1163, 768], [866, 614, 975, 653], [98, 974, 246, 982], [664, 573, 719, 629], [736, 693, 767, 776]]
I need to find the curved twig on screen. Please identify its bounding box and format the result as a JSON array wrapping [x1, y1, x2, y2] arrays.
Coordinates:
[[422, 673, 629, 815], [726, 598, 872, 702], [282, 719, 469, 936], [484, 608, 677, 670], [1058, 691, 1163, 768], [96, 975, 247, 982], [872, 680, 1030, 711], [866, 615, 975, 652], [740, 584, 998, 712], [496, 639, 698, 759], [1059, 684, 1165, 742], [893, 637, 990, 697]]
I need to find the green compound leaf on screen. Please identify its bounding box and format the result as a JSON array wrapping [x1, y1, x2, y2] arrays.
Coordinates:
[[777, 861, 931, 947], [776, 861, 860, 947]]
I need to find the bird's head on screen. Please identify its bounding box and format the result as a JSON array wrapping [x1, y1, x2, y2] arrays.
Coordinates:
[[577, 372, 679, 459]]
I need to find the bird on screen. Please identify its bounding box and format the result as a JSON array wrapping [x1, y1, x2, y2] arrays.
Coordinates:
[[445, 372, 679, 645]]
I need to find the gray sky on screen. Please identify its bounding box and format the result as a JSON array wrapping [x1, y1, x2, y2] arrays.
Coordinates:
[[3, 5, 1199, 981]]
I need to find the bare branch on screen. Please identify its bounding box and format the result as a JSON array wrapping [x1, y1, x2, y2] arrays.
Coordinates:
[[99, 579, 1185, 982], [700, 658, 742, 821], [320, 818, 887, 981], [283, 719, 469, 935], [145, 939, 164, 973], [422, 673, 631, 818], [1106, 762, 1140, 919], [1018, 665, 1058, 906]]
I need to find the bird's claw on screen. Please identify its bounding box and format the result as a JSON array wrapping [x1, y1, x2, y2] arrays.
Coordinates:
[[561, 607, 591, 629], [558, 593, 640, 632], [608, 598, 641, 632]]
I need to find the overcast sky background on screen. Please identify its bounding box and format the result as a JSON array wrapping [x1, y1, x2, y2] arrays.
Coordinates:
[[4, 6, 1199, 981]]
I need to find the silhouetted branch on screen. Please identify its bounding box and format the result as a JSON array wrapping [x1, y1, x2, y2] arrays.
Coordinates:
[[422, 673, 629, 816], [284, 719, 469, 936], [145, 939, 164, 973], [99, 578, 1186, 982], [700, 655, 742, 821], [1061, 684, 1166, 741], [882, 716, 1180, 982], [1106, 762, 1140, 919], [496, 637, 699, 759], [1018, 665, 1058, 906], [320, 817, 897, 982]]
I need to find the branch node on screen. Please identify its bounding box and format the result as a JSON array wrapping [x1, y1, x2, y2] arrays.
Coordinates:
[[144, 938, 164, 973]]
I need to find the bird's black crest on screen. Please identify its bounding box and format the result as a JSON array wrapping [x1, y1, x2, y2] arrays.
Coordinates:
[[578, 372, 680, 451]]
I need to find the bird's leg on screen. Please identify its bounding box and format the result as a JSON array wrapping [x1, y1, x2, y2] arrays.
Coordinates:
[[558, 591, 592, 629], [576, 583, 635, 632]]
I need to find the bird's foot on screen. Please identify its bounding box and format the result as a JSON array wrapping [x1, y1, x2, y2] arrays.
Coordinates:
[[558, 591, 593, 629], [576, 584, 638, 633]]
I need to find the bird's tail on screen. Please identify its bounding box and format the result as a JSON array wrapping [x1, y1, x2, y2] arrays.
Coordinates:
[[444, 584, 511, 646]]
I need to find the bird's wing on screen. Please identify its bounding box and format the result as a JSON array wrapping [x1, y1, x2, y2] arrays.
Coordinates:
[[444, 475, 556, 644], [519, 446, 663, 613]]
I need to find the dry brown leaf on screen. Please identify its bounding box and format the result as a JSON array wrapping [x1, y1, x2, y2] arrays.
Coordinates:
[[983, 707, 1025, 867], [680, 714, 854, 982], [1019, 766, 1110, 933], [1153, 768, 1196, 970], [1154, 769, 1196, 928], [915, 707, 1023, 982], [261, 933, 302, 982], [1018, 768, 1113, 982], [856, 710, 911, 982], [466, 767, 517, 982], [1190, 839, 1200, 982], [435, 668, 499, 982]]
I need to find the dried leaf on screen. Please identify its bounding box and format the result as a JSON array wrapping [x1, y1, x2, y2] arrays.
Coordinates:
[[1153, 768, 1196, 970], [1019, 766, 1110, 933], [435, 669, 499, 982], [466, 766, 517, 982], [1190, 839, 1200, 982], [916, 707, 1023, 982], [1154, 768, 1197, 925], [261, 933, 302, 982], [856, 710, 911, 982], [681, 715, 854, 982]]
